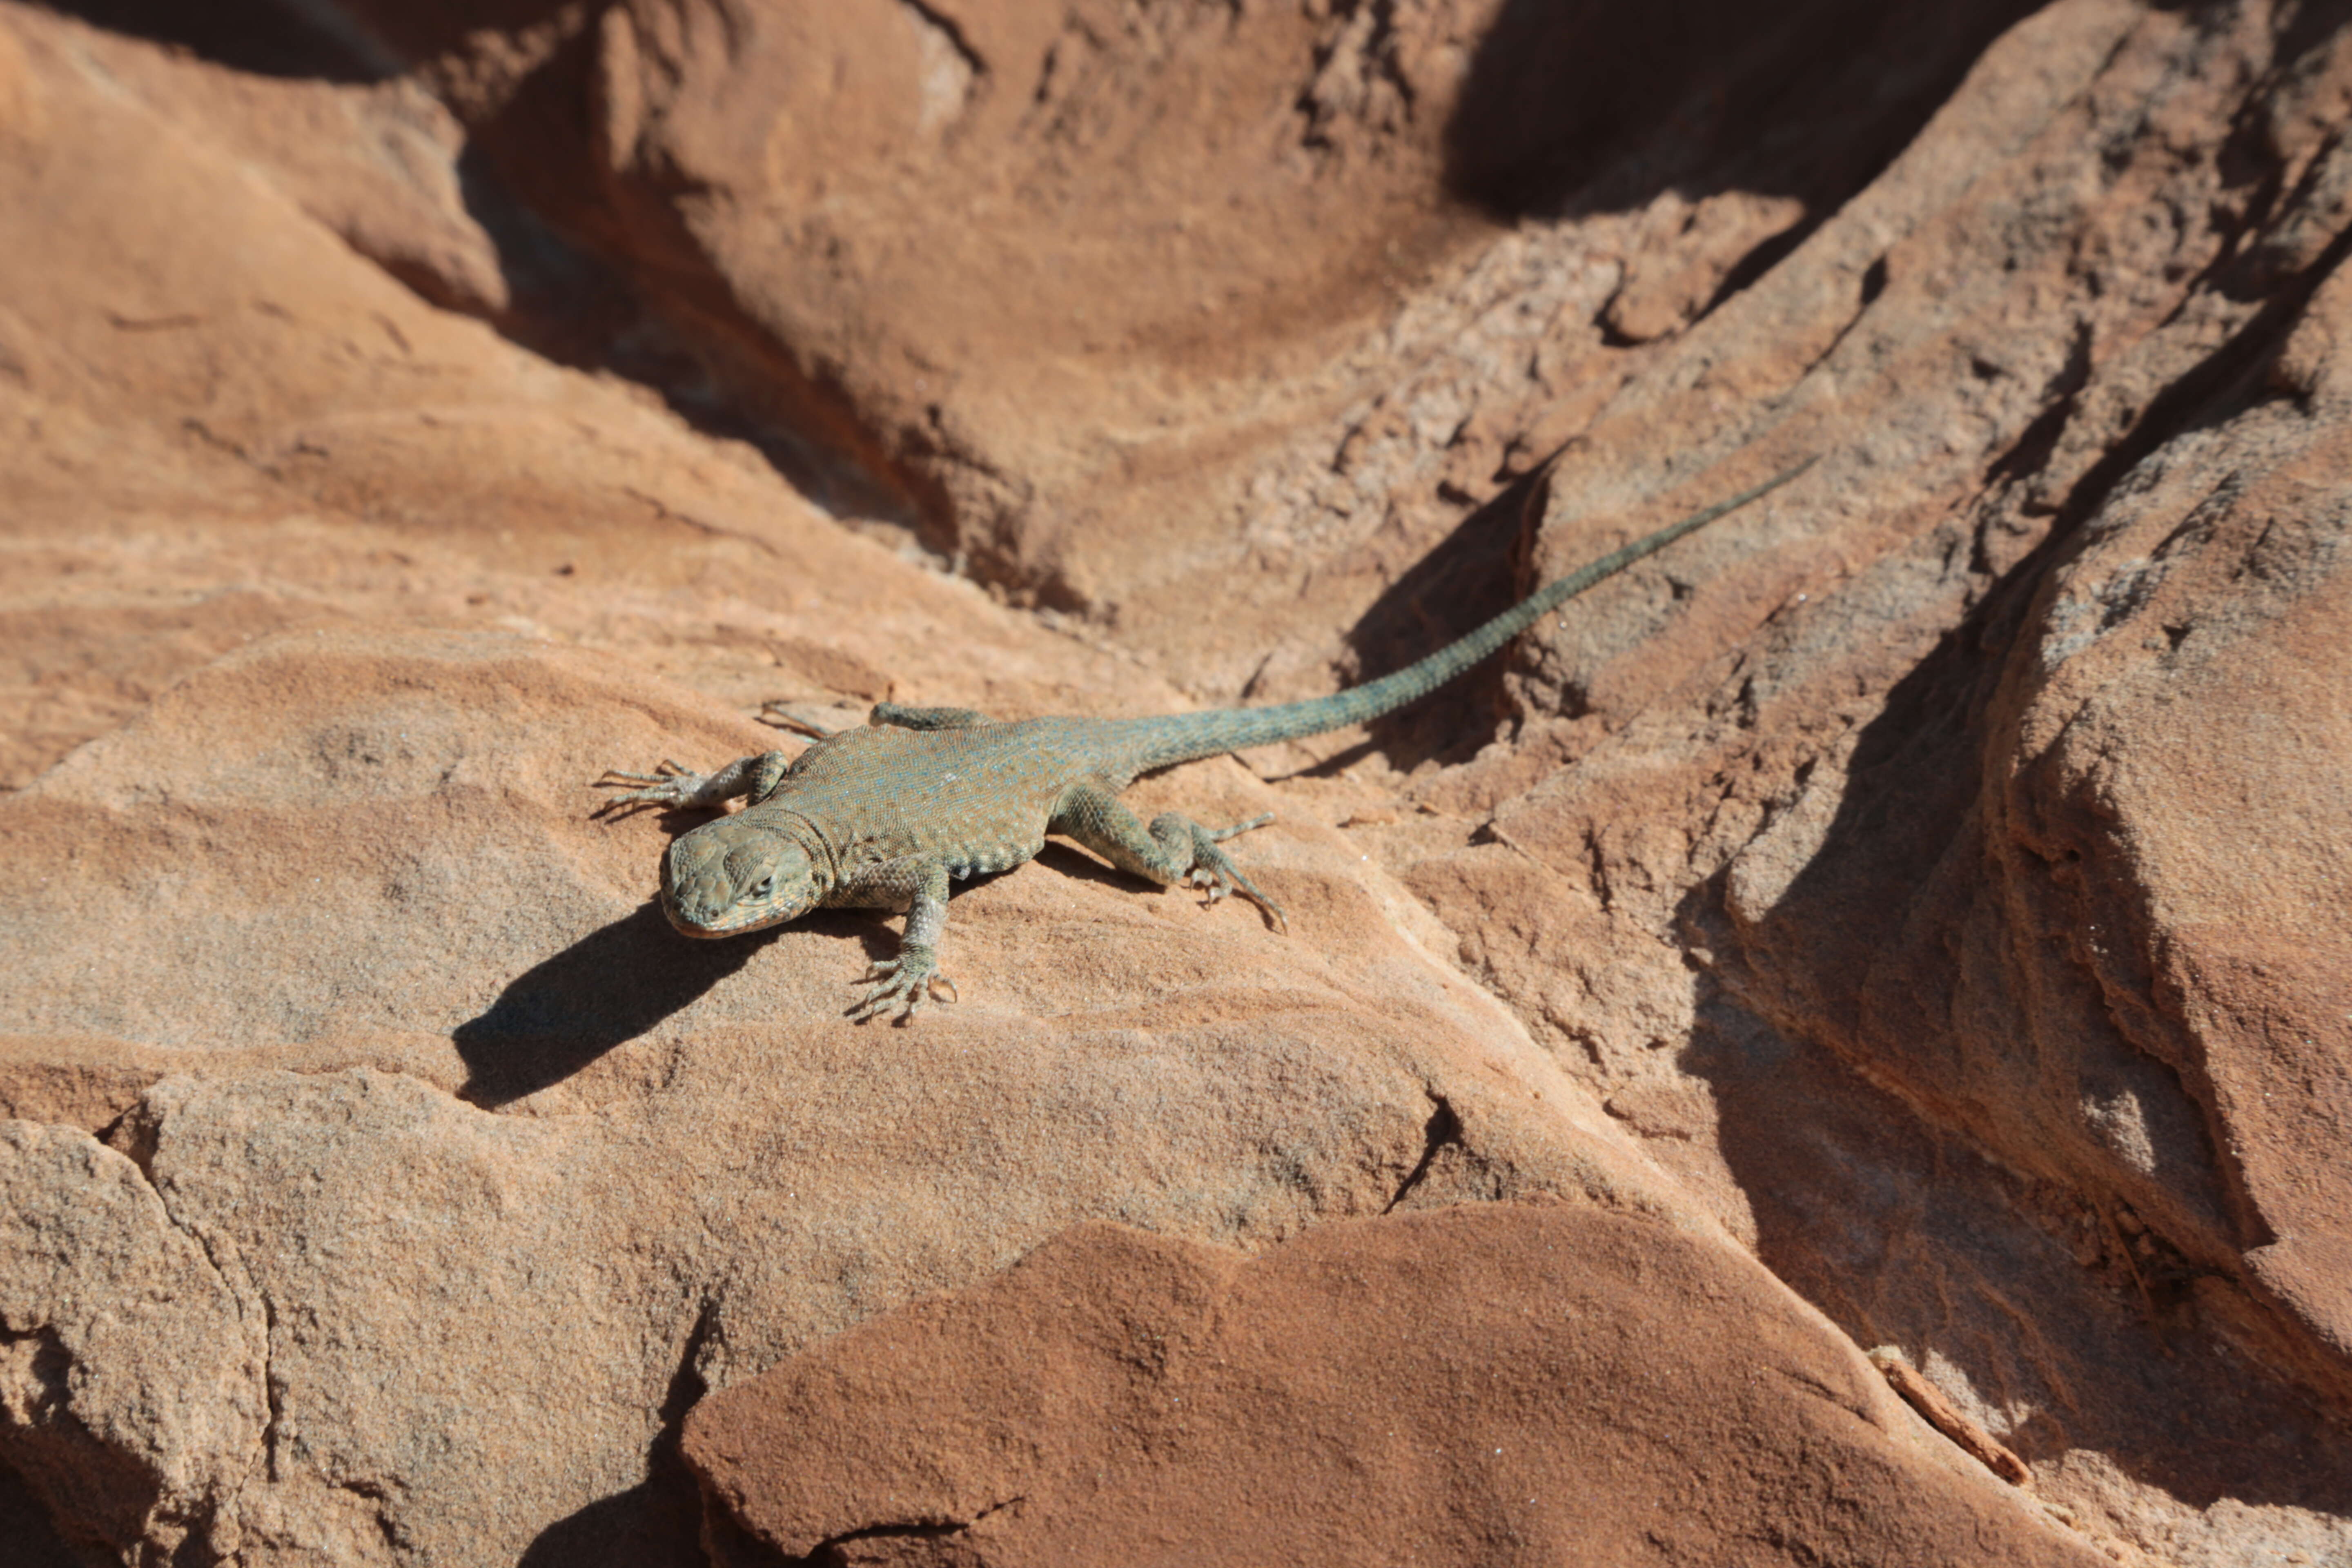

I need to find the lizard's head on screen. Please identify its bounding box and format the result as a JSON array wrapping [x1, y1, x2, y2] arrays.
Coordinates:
[[660, 819, 823, 938]]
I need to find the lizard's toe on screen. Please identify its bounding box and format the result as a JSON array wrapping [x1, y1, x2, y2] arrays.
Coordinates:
[[847, 966, 913, 1022], [1204, 813, 1275, 844], [849, 953, 957, 1023], [1185, 843, 1285, 931], [1228, 873, 1287, 933], [592, 760, 706, 814]]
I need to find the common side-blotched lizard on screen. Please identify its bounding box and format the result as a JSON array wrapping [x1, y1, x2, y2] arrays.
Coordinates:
[[597, 461, 1811, 1019]]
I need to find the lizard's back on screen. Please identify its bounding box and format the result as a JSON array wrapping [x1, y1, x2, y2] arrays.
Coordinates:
[[763, 717, 1102, 882], [599, 460, 1814, 1016]]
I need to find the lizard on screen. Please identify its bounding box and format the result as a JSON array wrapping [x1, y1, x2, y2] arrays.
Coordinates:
[[595, 459, 1812, 1021]]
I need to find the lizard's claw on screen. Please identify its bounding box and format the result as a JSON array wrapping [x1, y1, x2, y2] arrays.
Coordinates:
[[592, 760, 708, 815], [1188, 815, 1287, 933], [849, 945, 958, 1024]]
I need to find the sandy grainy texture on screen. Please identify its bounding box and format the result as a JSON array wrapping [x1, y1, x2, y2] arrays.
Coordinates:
[[0, 0, 2349, 1564], [686, 1203, 2100, 1566]]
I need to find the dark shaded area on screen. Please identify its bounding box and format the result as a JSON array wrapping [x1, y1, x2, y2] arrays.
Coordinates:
[[1320, 467, 1554, 775], [36, 0, 909, 526], [799, 1522, 974, 1568], [1681, 987, 2352, 1514], [442, 145, 644, 369], [1341, 2, 2042, 774], [30, 0, 395, 80], [36, 0, 590, 78], [701, 1497, 801, 1568], [515, 1480, 706, 1568], [519, 1304, 717, 1568], [1446, 0, 2048, 219], [1383, 1094, 1464, 1214], [453, 901, 778, 1106], [446, 125, 901, 518], [1031, 841, 1151, 895], [0, 1455, 87, 1568], [1671, 207, 2332, 1224], [448, 146, 902, 519], [2061, 202, 2352, 508], [406, 1, 937, 529], [1676, 19, 2352, 1505], [1984, 322, 2096, 497], [28, 0, 615, 362], [225, 0, 579, 73], [1701, 74, 2352, 1082]]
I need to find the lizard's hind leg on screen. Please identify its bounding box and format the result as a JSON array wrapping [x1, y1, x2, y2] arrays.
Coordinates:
[[1051, 783, 1286, 932]]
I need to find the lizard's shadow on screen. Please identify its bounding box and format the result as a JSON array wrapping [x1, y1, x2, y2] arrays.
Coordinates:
[[1270, 469, 1543, 782], [453, 834, 1214, 1101], [453, 900, 788, 1107], [1033, 841, 1138, 891]]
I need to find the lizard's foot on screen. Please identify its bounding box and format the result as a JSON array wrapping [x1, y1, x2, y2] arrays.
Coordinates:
[[592, 760, 707, 815], [1169, 813, 1287, 933], [849, 944, 960, 1024]]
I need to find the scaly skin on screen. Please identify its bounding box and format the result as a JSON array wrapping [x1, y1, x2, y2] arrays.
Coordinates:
[[597, 460, 1813, 1020]]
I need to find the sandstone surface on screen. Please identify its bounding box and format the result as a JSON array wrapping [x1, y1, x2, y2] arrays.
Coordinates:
[[0, 0, 2348, 1565], [686, 1203, 2097, 1566]]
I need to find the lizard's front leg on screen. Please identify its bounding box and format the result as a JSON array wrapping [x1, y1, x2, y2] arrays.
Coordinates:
[[1051, 782, 1285, 931], [593, 751, 795, 814], [837, 857, 960, 1022]]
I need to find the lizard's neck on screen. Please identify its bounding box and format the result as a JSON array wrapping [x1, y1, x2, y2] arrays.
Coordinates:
[[761, 802, 844, 895]]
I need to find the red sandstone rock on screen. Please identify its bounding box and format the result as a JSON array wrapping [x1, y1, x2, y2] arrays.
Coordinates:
[[684, 1203, 2099, 1566], [331, 0, 2042, 664], [0, 0, 2348, 1564], [0, 1123, 264, 1565]]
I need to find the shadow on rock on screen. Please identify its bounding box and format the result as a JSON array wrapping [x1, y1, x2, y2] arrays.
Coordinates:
[[1677, 328, 2352, 1512], [1682, 976, 2352, 1517], [1330, 467, 1548, 775], [453, 902, 778, 1106], [0, 1456, 82, 1568], [1032, 842, 1149, 895], [1447, 0, 2042, 220], [37, 0, 397, 80], [519, 1479, 710, 1568], [520, 1299, 717, 1568]]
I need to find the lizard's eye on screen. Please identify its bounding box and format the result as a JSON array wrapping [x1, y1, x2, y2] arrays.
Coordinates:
[[750, 876, 774, 900]]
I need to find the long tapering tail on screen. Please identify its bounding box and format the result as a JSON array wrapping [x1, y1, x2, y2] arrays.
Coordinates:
[[1122, 457, 1815, 773]]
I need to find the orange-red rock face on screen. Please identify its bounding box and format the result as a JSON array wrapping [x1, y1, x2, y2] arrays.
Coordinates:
[[685, 1205, 2100, 1566], [1, 0, 2349, 1564]]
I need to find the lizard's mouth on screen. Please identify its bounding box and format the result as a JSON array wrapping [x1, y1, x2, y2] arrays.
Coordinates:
[[659, 887, 796, 939], [659, 887, 736, 938]]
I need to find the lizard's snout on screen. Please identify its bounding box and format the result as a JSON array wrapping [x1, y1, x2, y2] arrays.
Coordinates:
[[658, 835, 734, 936]]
